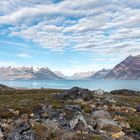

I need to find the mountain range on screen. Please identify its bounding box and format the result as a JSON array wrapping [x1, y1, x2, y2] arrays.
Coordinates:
[[0, 55, 140, 80], [0, 67, 63, 80]]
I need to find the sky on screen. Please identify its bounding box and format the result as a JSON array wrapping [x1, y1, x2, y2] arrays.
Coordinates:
[[0, 0, 140, 75]]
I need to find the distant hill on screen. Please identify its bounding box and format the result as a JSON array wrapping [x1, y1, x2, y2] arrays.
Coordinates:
[[88, 69, 111, 79], [70, 71, 95, 80], [105, 55, 140, 79], [0, 84, 14, 90], [0, 66, 64, 80]]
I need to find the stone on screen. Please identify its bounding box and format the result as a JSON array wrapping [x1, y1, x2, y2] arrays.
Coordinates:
[[21, 114, 29, 122], [70, 111, 88, 130], [0, 129, 3, 140], [105, 97, 116, 103], [92, 110, 112, 120], [119, 121, 130, 129], [94, 89, 104, 96], [32, 104, 44, 121], [41, 112, 48, 118], [86, 116, 96, 128], [129, 107, 136, 113], [136, 105, 140, 112], [44, 119, 60, 132], [7, 119, 35, 140], [111, 89, 140, 96], [29, 113, 34, 118], [111, 131, 125, 139], [103, 105, 109, 110], [96, 119, 122, 132], [55, 87, 94, 101]]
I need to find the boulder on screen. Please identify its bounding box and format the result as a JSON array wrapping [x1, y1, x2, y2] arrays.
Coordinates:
[[70, 111, 93, 132], [7, 119, 34, 140], [96, 119, 122, 132], [118, 121, 130, 129], [92, 110, 112, 120], [92, 110, 122, 132], [55, 87, 94, 101], [94, 89, 104, 96], [70, 111, 88, 130]]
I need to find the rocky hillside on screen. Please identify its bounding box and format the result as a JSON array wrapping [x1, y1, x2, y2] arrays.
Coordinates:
[[0, 86, 139, 140], [105, 55, 140, 80], [0, 66, 64, 80]]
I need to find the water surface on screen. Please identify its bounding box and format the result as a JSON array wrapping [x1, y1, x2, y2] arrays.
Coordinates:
[[0, 80, 140, 91]]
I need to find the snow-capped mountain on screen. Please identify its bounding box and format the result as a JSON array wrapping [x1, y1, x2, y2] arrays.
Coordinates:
[[0, 66, 63, 80]]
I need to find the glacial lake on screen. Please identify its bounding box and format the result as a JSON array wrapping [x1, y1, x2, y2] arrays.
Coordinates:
[[0, 80, 140, 91]]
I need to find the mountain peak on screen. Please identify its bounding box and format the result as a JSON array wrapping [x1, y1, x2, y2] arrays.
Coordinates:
[[105, 55, 140, 80]]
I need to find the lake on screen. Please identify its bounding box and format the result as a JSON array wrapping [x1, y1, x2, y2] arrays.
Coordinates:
[[0, 79, 140, 91]]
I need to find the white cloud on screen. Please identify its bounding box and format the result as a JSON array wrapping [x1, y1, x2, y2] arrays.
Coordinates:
[[17, 53, 31, 58], [0, 0, 140, 55]]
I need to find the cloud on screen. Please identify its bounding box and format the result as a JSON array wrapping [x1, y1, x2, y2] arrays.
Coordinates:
[[0, 0, 140, 56], [17, 53, 31, 58]]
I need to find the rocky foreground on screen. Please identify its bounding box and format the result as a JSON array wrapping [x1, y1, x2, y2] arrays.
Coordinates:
[[0, 85, 140, 140]]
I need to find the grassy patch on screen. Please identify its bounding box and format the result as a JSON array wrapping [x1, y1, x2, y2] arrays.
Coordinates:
[[126, 114, 140, 132]]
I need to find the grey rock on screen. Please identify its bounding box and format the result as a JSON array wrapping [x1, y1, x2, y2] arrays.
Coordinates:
[[92, 110, 122, 132], [94, 89, 105, 96], [0, 128, 3, 140], [54, 87, 94, 101], [7, 120, 34, 140], [111, 89, 140, 96], [70, 111, 88, 130], [105, 97, 116, 103], [44, 119, 60, 132], [92, 110, 112, 120], [136, 105, 140, 112], [96, 119, 122, 132]]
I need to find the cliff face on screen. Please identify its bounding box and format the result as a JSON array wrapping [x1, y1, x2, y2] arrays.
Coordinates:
[[105, 55, 140, 79]]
